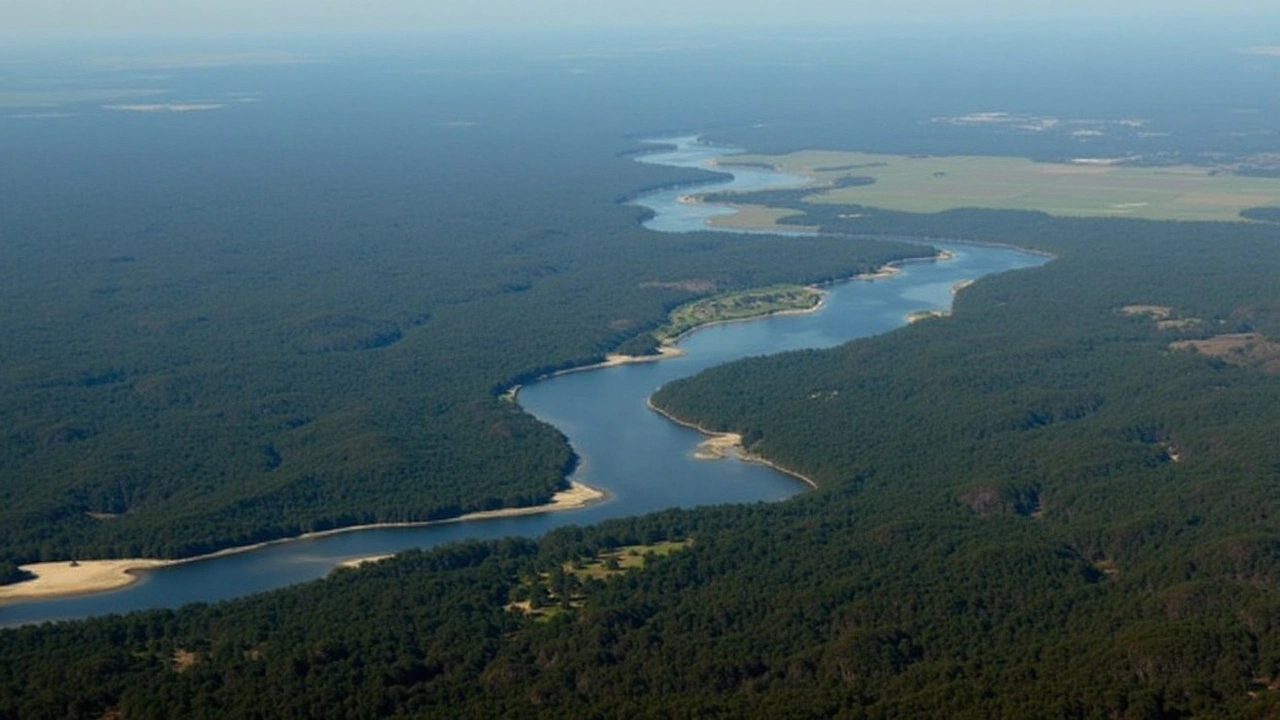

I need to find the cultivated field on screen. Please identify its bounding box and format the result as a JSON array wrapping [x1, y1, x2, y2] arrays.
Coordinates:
[[728, 150, 1280, 222]]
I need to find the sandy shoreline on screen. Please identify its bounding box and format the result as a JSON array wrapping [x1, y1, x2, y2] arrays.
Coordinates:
[[0, 481, 606, 605], [335, 554, 394, 570], [646, 399, 819, 490], [552, 346, 687, 377], [503, 346, 688, 401], [0, 560, 174, 605]]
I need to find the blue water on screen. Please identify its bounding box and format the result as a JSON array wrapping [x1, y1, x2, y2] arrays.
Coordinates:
[[632, 136, 814, 234], [0, 137, 1045, 627]]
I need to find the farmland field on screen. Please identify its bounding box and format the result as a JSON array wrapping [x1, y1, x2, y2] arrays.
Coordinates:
[[720, 150, 1280, 221]]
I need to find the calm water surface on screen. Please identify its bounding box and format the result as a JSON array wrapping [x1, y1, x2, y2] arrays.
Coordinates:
[[0, 137, 1046, 627]]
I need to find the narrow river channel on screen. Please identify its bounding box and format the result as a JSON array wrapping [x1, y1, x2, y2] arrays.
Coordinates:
[[0, 136, 1046, 627]]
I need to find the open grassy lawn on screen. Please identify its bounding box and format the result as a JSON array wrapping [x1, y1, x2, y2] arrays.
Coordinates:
[[729, 150, 1280, 221], [564, 539, 694, 580]]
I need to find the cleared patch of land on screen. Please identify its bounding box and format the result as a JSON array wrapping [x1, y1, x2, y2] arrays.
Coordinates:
[[508, 540, 694, 620], [1171, 333, 1280, 374], [726, 150, 1280, 222], [564, 539, 693, 579], [1119, 304, 1204, 331]]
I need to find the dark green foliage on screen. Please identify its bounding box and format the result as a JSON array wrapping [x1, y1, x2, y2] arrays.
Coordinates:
[[6, 206, 1280, 716], [0, 562, 32, 586], [0, 116, 921, 563]]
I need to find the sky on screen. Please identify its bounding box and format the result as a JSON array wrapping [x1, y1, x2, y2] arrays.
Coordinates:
[[2, 0, 1277, 34]]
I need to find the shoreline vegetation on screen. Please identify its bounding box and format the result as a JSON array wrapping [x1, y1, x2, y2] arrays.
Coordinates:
[[646, 398, 819, 490], [0, 249, 948, 608], [503, 262, 905, 402], [510, 247, 951, 399], [655, 284, 827, 343], [905, 275, 974, 324], [0, 481, 605, 605], [633, 249, 963, 494]]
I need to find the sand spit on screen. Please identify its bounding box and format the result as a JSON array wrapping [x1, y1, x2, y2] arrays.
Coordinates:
[[647, 399, 818, 490], [0, 559, 173, 603]]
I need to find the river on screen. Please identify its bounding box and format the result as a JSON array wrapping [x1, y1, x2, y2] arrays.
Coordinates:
[[0, 136, 1046, 627]]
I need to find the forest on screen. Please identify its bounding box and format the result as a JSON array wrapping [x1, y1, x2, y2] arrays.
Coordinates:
[[4, 198, 1280, 717], [0, 119, 922, 566], [8, 23, 1280, 717]]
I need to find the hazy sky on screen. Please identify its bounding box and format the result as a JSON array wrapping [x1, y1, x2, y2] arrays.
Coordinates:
[[2, 0, 1276, 34]]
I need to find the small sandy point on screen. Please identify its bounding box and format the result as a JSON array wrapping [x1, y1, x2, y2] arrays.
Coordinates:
[[906, 309, 949, 324], [0, 481, 606, 605], [1120, 304, 1173, 319], [647, 399, 817, 489], [335, 554, 395, 570], [504, 347, 688, 401], [855, 248, 953, 281], [856, 265, 901, 280], [693, 432, 743, 460], [550, 346, 687, 379]]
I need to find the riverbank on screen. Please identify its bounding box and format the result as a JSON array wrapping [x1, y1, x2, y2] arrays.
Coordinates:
[[554, 346, 687, 376], [640, 247, 962, 492], [646, 399, 819, 490], [0, 481, 606, 605], [503, 347, 688, 402]]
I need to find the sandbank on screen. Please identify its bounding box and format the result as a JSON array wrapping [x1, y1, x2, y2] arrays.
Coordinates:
[[646, 399, 818, 489], [0, 559, 173, 603], [335, 554, 394, 570], [503, 347, 687, 401], [906, 309, 949, 324], [693, 432, 743, 460]]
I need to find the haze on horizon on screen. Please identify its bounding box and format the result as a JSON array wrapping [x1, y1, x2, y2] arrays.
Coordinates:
[[3, 0, 1278, 35]]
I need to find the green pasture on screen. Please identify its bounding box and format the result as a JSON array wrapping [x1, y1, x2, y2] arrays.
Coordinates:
[[731, 150, 1280, 222]]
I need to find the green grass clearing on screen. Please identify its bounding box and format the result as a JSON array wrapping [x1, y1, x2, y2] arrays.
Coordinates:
[[727, 150, 1280, 222], [563, 539, 693, 580], [508, 540, 693, 620]]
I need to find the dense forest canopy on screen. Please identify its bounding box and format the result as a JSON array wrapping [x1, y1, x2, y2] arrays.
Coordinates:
[[5, 23, 1280, 718], [8, 203, 1278, 719], [0, 51, 922, 564]]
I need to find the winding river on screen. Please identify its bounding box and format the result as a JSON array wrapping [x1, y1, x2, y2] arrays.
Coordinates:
[[0, 136, 1046, 627]]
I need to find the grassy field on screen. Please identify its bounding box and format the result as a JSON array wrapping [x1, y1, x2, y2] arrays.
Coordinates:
[[564, 539, 693, 580], [706, 203, 814, 232], [727, 150, 1280, 222], [508, 540, 693, 620]]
